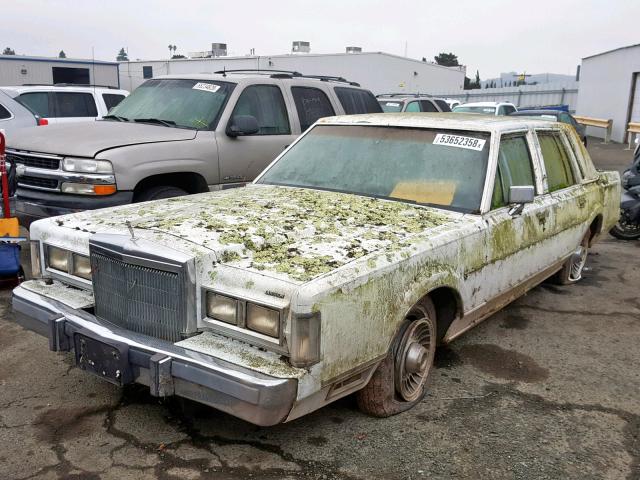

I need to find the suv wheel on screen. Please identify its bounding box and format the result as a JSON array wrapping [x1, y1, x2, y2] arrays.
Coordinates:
[[135, 186, 188, 202]]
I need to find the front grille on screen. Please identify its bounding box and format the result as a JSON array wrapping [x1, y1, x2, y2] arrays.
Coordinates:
[[91, 251, 187, 342], [7, 153, 60, 170], [19, 176, 58, 189]]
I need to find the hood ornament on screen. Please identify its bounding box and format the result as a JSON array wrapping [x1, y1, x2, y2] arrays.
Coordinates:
[[126, 221, 136, 240]]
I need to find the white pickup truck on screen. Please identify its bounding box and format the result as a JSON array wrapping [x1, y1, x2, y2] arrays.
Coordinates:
[[12, 113, 619, 425]]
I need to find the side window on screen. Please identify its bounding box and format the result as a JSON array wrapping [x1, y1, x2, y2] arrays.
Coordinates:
[[102, 94, 126, 111], [503, 105, 516, 115], [142, 66, 153, 79], [16, 92, 51, 117], [53, 93, 98, 118], [231, 85, 290, 135], [291, 87, 335, 132], [0, 104, 11, 120], [538, 132, 576, 192], [420, 100, 439, 112], [434, 99, 451, 112], [558, 112, 574, 126], [491, 135, 536, 209], [405, 101, 421, 112], [334, 87, 382, 114], [497, 106, 506, 116]]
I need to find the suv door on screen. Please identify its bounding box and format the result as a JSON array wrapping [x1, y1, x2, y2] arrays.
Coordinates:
[[216, 84, 296, 184], [290, 86, 335, 132]]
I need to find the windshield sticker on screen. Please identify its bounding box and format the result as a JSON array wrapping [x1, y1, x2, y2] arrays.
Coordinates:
[[433, 134, 486, 151], [192, 82, 220, 93], [385, 102, 400, 107]]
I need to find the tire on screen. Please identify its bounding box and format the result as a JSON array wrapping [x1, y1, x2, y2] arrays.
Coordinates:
[[609, 210, 640, 240], [356, 298, 437, 417], [554, 232, 589, 285], [135, 186, 188, 202]]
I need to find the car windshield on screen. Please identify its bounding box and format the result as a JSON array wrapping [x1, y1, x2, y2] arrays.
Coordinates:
[[106, 78, 233, 129], [453, 106, 496, 115], [379, 100, 404, 112], [257, 125, 491, 213]]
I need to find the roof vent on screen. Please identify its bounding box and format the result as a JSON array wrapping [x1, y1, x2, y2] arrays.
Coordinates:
[[346, 46, 362, 54], [292, 41, 310, 54]]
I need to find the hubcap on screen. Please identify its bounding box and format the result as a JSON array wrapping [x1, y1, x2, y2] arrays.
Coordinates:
[[569, 244, 587, 281], [394, 308, 435, 402]]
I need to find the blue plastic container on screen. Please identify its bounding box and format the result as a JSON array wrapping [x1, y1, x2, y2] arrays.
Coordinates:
[[0, 243, 20, 276]]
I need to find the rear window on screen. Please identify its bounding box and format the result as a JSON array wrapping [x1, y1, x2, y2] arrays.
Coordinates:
[[334, 87, 382, 114], [291, 87, 335, 132], [0, 104, 11, 120], [53, 92, 98, 118], [103, 93, 126, 111]]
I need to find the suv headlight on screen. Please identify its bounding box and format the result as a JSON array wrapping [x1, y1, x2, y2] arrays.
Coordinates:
[[63, 158, 113, 174]]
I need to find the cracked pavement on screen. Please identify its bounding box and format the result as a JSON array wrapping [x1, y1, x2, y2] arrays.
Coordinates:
[[0, 141, 638, 479]]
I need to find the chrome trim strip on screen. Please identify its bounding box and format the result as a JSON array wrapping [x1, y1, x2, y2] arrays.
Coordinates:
[[17, 165, 115, 184], [6, 149, 64, 160]]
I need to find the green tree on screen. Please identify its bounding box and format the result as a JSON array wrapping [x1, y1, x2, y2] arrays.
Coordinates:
[[434, 52, 459, 67], [3, 47, 16, 55], [116, 48, 129, 61], [475, 70, 480, 88], [58, 50, 66, 58]]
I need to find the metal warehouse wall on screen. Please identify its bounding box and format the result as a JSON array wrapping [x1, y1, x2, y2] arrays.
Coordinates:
[[119, 52, 465, 94], [577, 45, 640, 143], [0, 56, 120, 88], [432, 82, 579, 111]]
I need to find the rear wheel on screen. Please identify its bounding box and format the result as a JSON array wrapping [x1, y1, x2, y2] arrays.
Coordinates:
[[135, 186, 188, 202], [554, 232, 589, 284], [356, 298, 436, 417]]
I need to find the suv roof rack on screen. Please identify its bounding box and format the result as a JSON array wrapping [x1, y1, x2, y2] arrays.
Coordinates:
[[213, 69, 360, 86], [376, 92, 432, 98], [21, 83, 120, 89]]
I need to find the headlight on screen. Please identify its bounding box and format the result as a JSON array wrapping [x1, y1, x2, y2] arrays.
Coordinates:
[[206, 292, 238, 324], [62, 158, 113, 174], [47, 246, 69, 272], [72, 254, 92, 280], [246, 303, 280, 338]]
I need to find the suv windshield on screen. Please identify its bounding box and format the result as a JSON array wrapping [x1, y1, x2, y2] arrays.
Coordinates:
[[107, 78, 233, 129], [379, 100, 405, 112], [453, 106, 496, 115], [257, 125, 491, 213]]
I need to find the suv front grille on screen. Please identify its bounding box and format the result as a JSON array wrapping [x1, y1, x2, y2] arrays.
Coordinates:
[[7, 153, 60, 170], [91, 250, 188, 342], [19, 176, 58, 189]]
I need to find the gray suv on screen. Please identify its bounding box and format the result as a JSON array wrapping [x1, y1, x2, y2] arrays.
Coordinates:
[[7, 71, 381, 224]]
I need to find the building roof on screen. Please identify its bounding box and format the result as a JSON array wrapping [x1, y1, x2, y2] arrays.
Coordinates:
[[319, 112, 562, 132], [0, 55, 118, 66], [582, 43, 640, 61]]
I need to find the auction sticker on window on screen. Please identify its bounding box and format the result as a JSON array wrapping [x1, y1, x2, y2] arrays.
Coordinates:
[[192, 82, 220, 93], [433, 133, 486, 151]]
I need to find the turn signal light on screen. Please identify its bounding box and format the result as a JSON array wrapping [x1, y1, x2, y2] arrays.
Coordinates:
[[93, 185, 117, 195]]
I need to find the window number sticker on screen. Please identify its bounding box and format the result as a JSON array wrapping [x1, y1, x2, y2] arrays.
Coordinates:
[[192, 82, 220, 93], [433, 133, 486, 151]]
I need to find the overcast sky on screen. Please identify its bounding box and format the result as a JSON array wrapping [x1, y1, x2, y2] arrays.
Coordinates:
[[3, 0, 638, 79]]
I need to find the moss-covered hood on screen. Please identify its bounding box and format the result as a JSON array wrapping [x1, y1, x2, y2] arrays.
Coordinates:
[[52, 185, 459, 283]]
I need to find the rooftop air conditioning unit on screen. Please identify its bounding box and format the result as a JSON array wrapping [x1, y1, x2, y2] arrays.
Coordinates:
[[292, 41, 310, 54], [346, 46, 362, 54]]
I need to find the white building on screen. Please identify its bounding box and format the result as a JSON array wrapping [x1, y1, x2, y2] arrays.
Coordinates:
[[576, 43, 640, 142], [118, 51, 465, 94], [0, 55, 120, 88]]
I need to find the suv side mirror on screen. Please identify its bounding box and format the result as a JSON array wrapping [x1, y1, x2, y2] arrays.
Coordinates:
[[227, 115, 259, 137]]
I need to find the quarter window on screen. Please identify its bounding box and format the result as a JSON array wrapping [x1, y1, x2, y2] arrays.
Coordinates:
[[231, 85, 290, 135], [291, 87, 335, 132], [405, 101, 421, 112], [334, 87, 382, 114], [102, 93, 126, 111], [0, 104, 11, 120], [420, 100, 439, 112], [491, 135, 535, 209], [538, 132, 576, 192]]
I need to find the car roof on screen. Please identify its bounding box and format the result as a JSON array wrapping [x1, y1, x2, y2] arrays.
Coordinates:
[[318, 112, 563, 133], [455, 101, 513, 107], [154, 73, 365, 89], [1, 85, 128, 95]]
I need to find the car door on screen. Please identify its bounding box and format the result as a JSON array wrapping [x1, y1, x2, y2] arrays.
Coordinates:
[[463, 131, 554, 312], [216, 84, 296, 184], [50, 92, 99, 124]]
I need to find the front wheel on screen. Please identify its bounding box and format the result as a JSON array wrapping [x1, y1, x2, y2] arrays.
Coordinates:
[[610, 210, 640, 240], [356, 299, 437, 417]]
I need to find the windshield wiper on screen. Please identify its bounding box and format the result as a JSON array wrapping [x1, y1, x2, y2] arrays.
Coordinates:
[[133, 118, 176, 127], [102, 114, 129, 122]]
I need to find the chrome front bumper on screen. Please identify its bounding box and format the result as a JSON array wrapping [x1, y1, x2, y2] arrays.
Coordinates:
[[12, 286, 298, 426]]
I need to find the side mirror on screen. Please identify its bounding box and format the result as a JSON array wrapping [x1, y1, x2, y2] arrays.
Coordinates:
[[227, 115, 259, 137], [508, 185, 534, 216]]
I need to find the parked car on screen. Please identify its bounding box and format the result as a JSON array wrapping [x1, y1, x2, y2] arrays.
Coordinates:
[[453, 101, 517, 116], [6, 72, 382, 226], [377, 94, 451, 112], [1, 85, 129, 125], [509, 109, 587, 145], [0, 89, 41, 135], [12, 113, 619, 426], [444, 98, 461, 110]]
